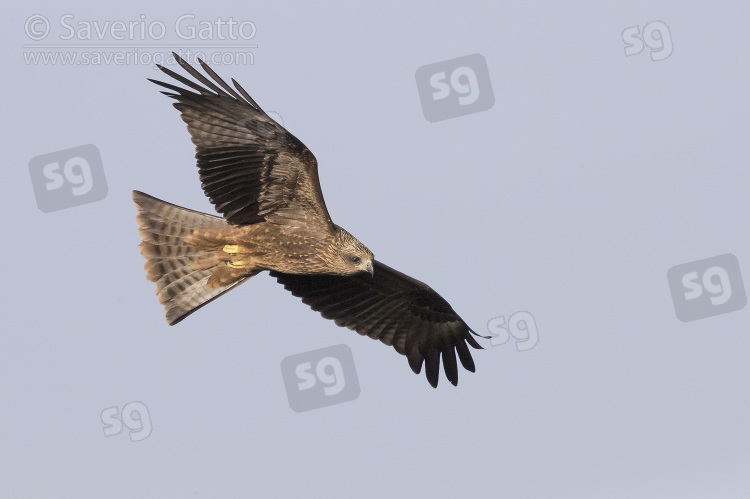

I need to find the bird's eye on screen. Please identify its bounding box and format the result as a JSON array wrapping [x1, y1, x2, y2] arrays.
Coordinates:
[[350, 256, 361, 265]]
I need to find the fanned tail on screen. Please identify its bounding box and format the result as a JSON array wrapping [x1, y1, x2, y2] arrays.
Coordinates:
[[132, 190, 250, 325]]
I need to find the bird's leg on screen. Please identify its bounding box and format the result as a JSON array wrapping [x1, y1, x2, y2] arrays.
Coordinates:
[[204, 244, 260, 288], [223, 244, 249, 269]]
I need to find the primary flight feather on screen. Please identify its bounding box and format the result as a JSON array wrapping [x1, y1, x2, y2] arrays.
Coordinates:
[[133, 53, 483, 387]]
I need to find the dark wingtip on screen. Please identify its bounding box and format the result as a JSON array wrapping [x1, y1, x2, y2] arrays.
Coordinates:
[[469, 326, 491, 341], [408, 353, 423, 375], [465, 332, 483, 350], [456, 339, 476, 373], [172, 51, 186, 65], [425, 351, 440, 388], [442, 348, 459, 386], [426, 369, 439, 388]]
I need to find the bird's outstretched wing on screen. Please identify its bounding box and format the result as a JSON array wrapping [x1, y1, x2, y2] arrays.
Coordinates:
[[150, 53, 332, 229], [271, 261, 484, 387]]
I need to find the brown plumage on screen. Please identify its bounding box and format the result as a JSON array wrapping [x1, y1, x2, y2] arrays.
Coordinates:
[[133, 53, 484, 387]]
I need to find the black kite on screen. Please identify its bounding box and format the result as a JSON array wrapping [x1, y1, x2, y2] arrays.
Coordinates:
[[133, 54, 483, 387]]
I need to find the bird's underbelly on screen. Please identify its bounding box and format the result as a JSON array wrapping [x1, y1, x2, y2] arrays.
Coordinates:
[[186, 222, 334, 275]]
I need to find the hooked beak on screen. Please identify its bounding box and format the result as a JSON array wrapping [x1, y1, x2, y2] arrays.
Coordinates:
[[365, 260, 374, 277]]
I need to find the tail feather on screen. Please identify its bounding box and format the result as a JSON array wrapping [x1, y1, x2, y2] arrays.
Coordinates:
[[132, 190, 249, 325], [144, 256, 192, 282]]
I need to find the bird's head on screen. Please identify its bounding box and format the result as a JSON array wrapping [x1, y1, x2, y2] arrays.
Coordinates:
[[334, 227, 374, 277]]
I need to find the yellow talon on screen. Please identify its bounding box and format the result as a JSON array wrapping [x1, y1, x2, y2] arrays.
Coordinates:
[[227, 261, 247, 269], [223, 244, 239, 254]]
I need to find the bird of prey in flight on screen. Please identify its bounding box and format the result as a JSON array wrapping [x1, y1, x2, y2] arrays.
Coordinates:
[[133, 53, 484, 387]]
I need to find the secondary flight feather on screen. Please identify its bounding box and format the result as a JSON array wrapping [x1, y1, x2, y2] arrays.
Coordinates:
[[133, 53, 484, 387]]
